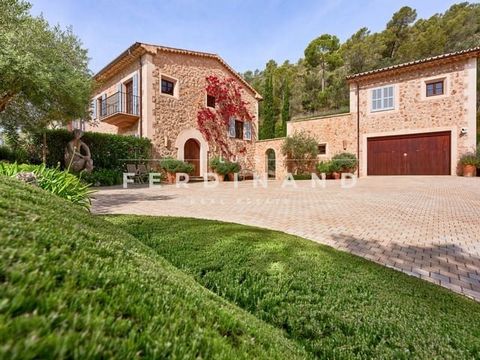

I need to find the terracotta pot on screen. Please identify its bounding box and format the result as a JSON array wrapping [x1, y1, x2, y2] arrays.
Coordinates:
[[166, 171, 176, 184], [216, 173, 225, 182], [332, 172, 341, 180], [227, 173, 235, 181], [463, 165, 477, 177]]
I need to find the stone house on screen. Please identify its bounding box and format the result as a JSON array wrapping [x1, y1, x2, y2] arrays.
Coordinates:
[[256, 47, 479, 178], [82, 42, 261, 177]]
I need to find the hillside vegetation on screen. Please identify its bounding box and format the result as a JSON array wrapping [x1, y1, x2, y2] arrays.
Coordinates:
[[0, 176, 307, 359], [246, 2, 480, 138]]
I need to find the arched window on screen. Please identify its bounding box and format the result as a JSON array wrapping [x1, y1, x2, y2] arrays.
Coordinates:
[[266, 149, 276, 179]]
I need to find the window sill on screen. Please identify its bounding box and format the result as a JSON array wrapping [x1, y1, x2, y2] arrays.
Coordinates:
[[370, 107, 395, 113]]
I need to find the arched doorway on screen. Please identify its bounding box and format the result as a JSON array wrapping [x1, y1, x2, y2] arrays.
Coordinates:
[[184, 139, 201, 176], [266, 149, 276, 179]]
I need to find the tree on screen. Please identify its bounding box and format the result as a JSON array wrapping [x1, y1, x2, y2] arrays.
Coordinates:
[[382, 6, 417, 61], [279, 80, 290, 137], [0, 0, 92, 120], [260, 70, 276, 139], [281, 131, 318, 175], [304, 34, 342, 92]]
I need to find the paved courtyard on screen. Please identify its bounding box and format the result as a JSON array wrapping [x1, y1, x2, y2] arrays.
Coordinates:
[[93, 176, 480, 301]]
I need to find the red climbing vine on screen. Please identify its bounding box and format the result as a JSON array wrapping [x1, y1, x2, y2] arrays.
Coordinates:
[[197, 75, 255, 159]]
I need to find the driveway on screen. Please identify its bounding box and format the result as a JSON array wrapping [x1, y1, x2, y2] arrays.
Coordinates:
[[92, 176, 480, 301]]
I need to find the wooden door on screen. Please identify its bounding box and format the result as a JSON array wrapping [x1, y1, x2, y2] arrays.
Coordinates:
[[184, 139, 200, 176], [367, 132, 451, 175]]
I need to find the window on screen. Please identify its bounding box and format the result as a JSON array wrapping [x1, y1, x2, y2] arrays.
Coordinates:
[[98, 95, 106, 117], [228, 117, 236, 137], [235, 120, 244, 140], [371, 85, 394, 112], [244, 122, 252, 140], [426, 80, 444, 97], [207, 94, 216, 108], [318, 143, 326, 155], [228, 117, 244, 139], [161, 78, 175, 96]]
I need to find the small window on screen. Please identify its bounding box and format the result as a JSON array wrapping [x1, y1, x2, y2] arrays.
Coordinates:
[[426, 80, 444, 97], [318, 144, 327, 155], [161, 79, 175, 96], [207, 95, 216, 108], [371, 85, 394, 112]]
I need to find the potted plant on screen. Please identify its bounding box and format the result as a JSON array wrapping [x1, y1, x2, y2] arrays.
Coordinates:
[[316, 161, 331, 177], [329, 161, 342, 180], [459, 152, 478, 177], [210, 157, 240, 181], [159, 158, 194, 184], [331, 152, 358, 174]]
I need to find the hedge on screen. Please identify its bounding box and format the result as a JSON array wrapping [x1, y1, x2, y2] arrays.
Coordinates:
[[29, 129, 152, 171]]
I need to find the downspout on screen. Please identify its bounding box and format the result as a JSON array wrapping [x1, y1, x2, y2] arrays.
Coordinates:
[[356, 81, 360, 177], [139, 57, 143, 138]]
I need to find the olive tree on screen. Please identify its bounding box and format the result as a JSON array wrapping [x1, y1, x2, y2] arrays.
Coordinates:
[[281, 131, 318, 174]]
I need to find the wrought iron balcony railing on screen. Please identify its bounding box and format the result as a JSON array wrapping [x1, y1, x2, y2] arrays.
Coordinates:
[[99, 91, 139, 119]]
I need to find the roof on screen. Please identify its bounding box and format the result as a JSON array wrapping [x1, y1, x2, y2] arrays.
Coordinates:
[[94, 42, 262, 100], [346, 47, 480, 82]]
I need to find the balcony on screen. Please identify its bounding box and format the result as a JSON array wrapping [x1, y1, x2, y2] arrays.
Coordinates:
[[99, 91, 140, 128]]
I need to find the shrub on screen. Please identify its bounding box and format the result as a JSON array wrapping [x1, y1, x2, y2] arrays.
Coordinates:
[[80, 169, 123, 187], [29, 129, 152, 171], [0, 145, 28, 163], [331, 152, 358, 171], [159, 158, 194, 174], [292, 174, 312, 180], [0, 163, 92, 210], [281, 131, 318, 174], [210, 157, 241, 175], [316, 161, 331, 174], [459, 152, 479, 166]]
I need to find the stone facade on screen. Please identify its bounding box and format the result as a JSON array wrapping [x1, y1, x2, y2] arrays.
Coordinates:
[[260, 54, 477, 178], [84, 44, 260, 176], [254, 138, 288, 179]]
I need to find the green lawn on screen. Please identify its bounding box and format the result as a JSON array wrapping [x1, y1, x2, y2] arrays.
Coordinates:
[[0, 176, 307, 359], [108, 215, 480, 359]]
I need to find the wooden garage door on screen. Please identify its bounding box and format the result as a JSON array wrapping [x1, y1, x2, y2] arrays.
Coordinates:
[[367, 131, 451, 175]]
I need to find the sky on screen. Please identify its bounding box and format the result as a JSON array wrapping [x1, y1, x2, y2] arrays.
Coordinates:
[[29, 0, 467, 74]]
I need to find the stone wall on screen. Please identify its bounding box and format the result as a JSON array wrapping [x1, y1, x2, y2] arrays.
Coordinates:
[[287, 113, 357, 159], [254, 138, 288, 179], [352, 58, 477, 176], [150, 51, 259, 172]]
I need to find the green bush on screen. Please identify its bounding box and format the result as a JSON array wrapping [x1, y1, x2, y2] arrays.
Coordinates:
[[292, 173, 312, 180], [331, 152, 358, 171], [316, 161, 331, 174], [29, 129, 152, 171], [80, 169, 123, 186], [210, 157, 241, 175], [0, 163, 92, 210], [459, 152, 479, 166], [159, 158, 194, 174], [0, 145, 28, 163]]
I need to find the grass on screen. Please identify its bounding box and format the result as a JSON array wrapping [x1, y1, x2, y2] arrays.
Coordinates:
[[108, 215, 480, 359], [0, 176, 308, 359]]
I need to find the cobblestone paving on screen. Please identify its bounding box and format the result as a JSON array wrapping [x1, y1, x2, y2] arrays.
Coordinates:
[[92, 176, 480, 301]]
